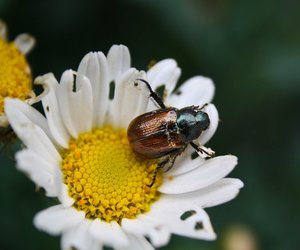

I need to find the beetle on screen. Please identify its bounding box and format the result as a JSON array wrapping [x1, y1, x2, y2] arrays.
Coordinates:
[[127, 79, 215, 187]]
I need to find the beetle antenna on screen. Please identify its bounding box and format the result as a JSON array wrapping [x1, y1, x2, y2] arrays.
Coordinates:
[[136, 78, 166, 109]]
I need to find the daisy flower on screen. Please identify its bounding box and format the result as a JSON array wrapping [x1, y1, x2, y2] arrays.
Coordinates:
[[0, 19, 35, 129], [5, 44, 243, 250]]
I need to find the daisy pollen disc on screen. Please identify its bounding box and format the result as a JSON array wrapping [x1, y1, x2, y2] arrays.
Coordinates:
[[0, 36, 32, 114], [61, 125, 161, 223]]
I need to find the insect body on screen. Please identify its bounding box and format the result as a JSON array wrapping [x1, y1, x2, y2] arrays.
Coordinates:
[[127, 79, 215, 186], [128, 107, 210, 158]]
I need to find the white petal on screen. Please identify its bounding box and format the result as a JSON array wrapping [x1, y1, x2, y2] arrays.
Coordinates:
[[16, 150, 59, 197], [14, 33, 35, 55], [61, 219, 102, 250], [34, 205, 85, 236], [146, 197, 216, 240], [160, 155, 238, 194], [56, 180, 75, 207], [163, 178, 244, 208], [89, 219, 129, 249], [5, 99, 61, 165], [110, 69, 149, 128], [77, 52, 109, 128], [5, 98, 54, 143], [57, 70, 93, 137], [107, 44, 131, 82], [168, 76, 215, 109], [197, 104, 219, 145], [35, 73, 70, 148], [0, 19, 7, 40], [116, 234, 155, 250], [122, 216, 170, 248], [147, 59, 181, 97], [51, 154, 73, 208]]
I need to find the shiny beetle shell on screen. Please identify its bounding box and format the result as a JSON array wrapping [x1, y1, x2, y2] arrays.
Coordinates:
[[127, 108, 186, 159]]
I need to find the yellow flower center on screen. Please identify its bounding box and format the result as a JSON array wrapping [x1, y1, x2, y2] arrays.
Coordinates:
[[0, 37, 32, 114], [61, 126, 161, 223]]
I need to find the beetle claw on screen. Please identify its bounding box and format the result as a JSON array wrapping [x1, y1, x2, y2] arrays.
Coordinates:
[[190, 142, 215, 159], [198, 146, 215, 158]]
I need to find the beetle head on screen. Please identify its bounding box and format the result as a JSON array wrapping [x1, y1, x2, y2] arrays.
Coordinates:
[[176, 106, 210, 142]]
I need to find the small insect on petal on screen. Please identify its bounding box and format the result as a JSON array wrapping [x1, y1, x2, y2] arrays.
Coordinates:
[[127, 79, 215, 186]]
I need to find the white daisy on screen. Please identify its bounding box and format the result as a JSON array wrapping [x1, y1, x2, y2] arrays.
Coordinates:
[[5, 44, 243, 250], [0, 19, 35, 128]]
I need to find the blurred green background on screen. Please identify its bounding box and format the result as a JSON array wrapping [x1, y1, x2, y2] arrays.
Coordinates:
[[1, 0, 300, 249]]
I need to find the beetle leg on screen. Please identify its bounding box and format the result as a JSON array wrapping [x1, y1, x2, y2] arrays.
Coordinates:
[[136, 78, 166, 109], [147, 159, 169, 187], [147, 151, 182, 187], [190, 141, 215, 158], [163, 152, 180, 172]]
